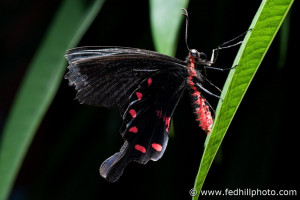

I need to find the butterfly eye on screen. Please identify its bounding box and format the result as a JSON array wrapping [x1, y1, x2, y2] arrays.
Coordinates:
[[200, 52, 207, 59], [190, 49, 199, 58]]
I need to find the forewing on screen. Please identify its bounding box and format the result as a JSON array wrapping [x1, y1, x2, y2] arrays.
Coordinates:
[[99, 71, 187, 182], [65, 46, 186, 111]]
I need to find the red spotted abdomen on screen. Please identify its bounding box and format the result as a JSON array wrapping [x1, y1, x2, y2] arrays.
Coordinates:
[[188, 77, 213, 134]]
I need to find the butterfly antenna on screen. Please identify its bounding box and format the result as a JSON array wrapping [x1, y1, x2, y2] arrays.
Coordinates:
[[181, 8, 190, 51]]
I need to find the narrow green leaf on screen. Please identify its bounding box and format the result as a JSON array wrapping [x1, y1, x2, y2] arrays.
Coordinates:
[[0, 0, 104, 199], [150, 0, 189, 56], [192, 0, 294, 199]]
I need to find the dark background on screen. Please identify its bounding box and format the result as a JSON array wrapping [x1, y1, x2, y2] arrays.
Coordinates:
[[0, 0, 299, 199]]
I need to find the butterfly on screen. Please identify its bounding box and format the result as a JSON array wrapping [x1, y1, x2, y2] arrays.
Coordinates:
[[64, 9, 235, 183]]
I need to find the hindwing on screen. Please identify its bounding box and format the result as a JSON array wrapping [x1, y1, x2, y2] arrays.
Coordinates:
[[100, 71, 187, 182]]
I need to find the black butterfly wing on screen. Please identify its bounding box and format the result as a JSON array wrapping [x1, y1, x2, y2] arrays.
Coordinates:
[[65, 46, 188, 182], [65, 46, 186, 111], [100, 71, 187, 182]]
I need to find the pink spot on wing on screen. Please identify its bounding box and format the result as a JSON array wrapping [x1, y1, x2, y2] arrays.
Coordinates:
[[165, 117, 171, 132], [129, 126, 138, 133], [151, 143, 162, 152], [128, 109, 136, 118], [135, 144, 146, 153], [147, 78, 152, 86], [155, 110, 171, 132], [136, 92, 142, 100]]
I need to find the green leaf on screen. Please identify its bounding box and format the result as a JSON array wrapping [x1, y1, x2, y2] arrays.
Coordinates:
[[0, 0, 104, 199], [150, 0, 189, 56], [192, 0, 294, 199]]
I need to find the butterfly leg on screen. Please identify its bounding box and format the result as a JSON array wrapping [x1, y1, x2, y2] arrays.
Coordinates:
[[205, 79, 222, 92], [218, 29, 251, 49], [195, 83, 223, 100], [210, 47, 219, 64], [210, 29, 251, 64], [194, 75, 222, 93], [204, 64, 237, 71], [210, 42, 242, 64]]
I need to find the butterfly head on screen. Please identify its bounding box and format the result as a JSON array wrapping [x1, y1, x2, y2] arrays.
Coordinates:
[[188, 49, 210, 65]]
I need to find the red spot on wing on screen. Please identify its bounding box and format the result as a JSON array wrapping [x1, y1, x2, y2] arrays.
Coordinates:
[[165, 117, 171, 132], [136, 92, 142, 100], [156, 110, 171, 132], [135, 144, 146, 153], [147, 78, 152, 86], [128, 109, 137, 118], [129, 126, 138, 133], [151, 143, 162, 152]]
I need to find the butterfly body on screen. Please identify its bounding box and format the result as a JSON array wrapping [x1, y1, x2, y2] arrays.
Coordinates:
[[186, 50, 213, 133], [65, 46, 214, 182]]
